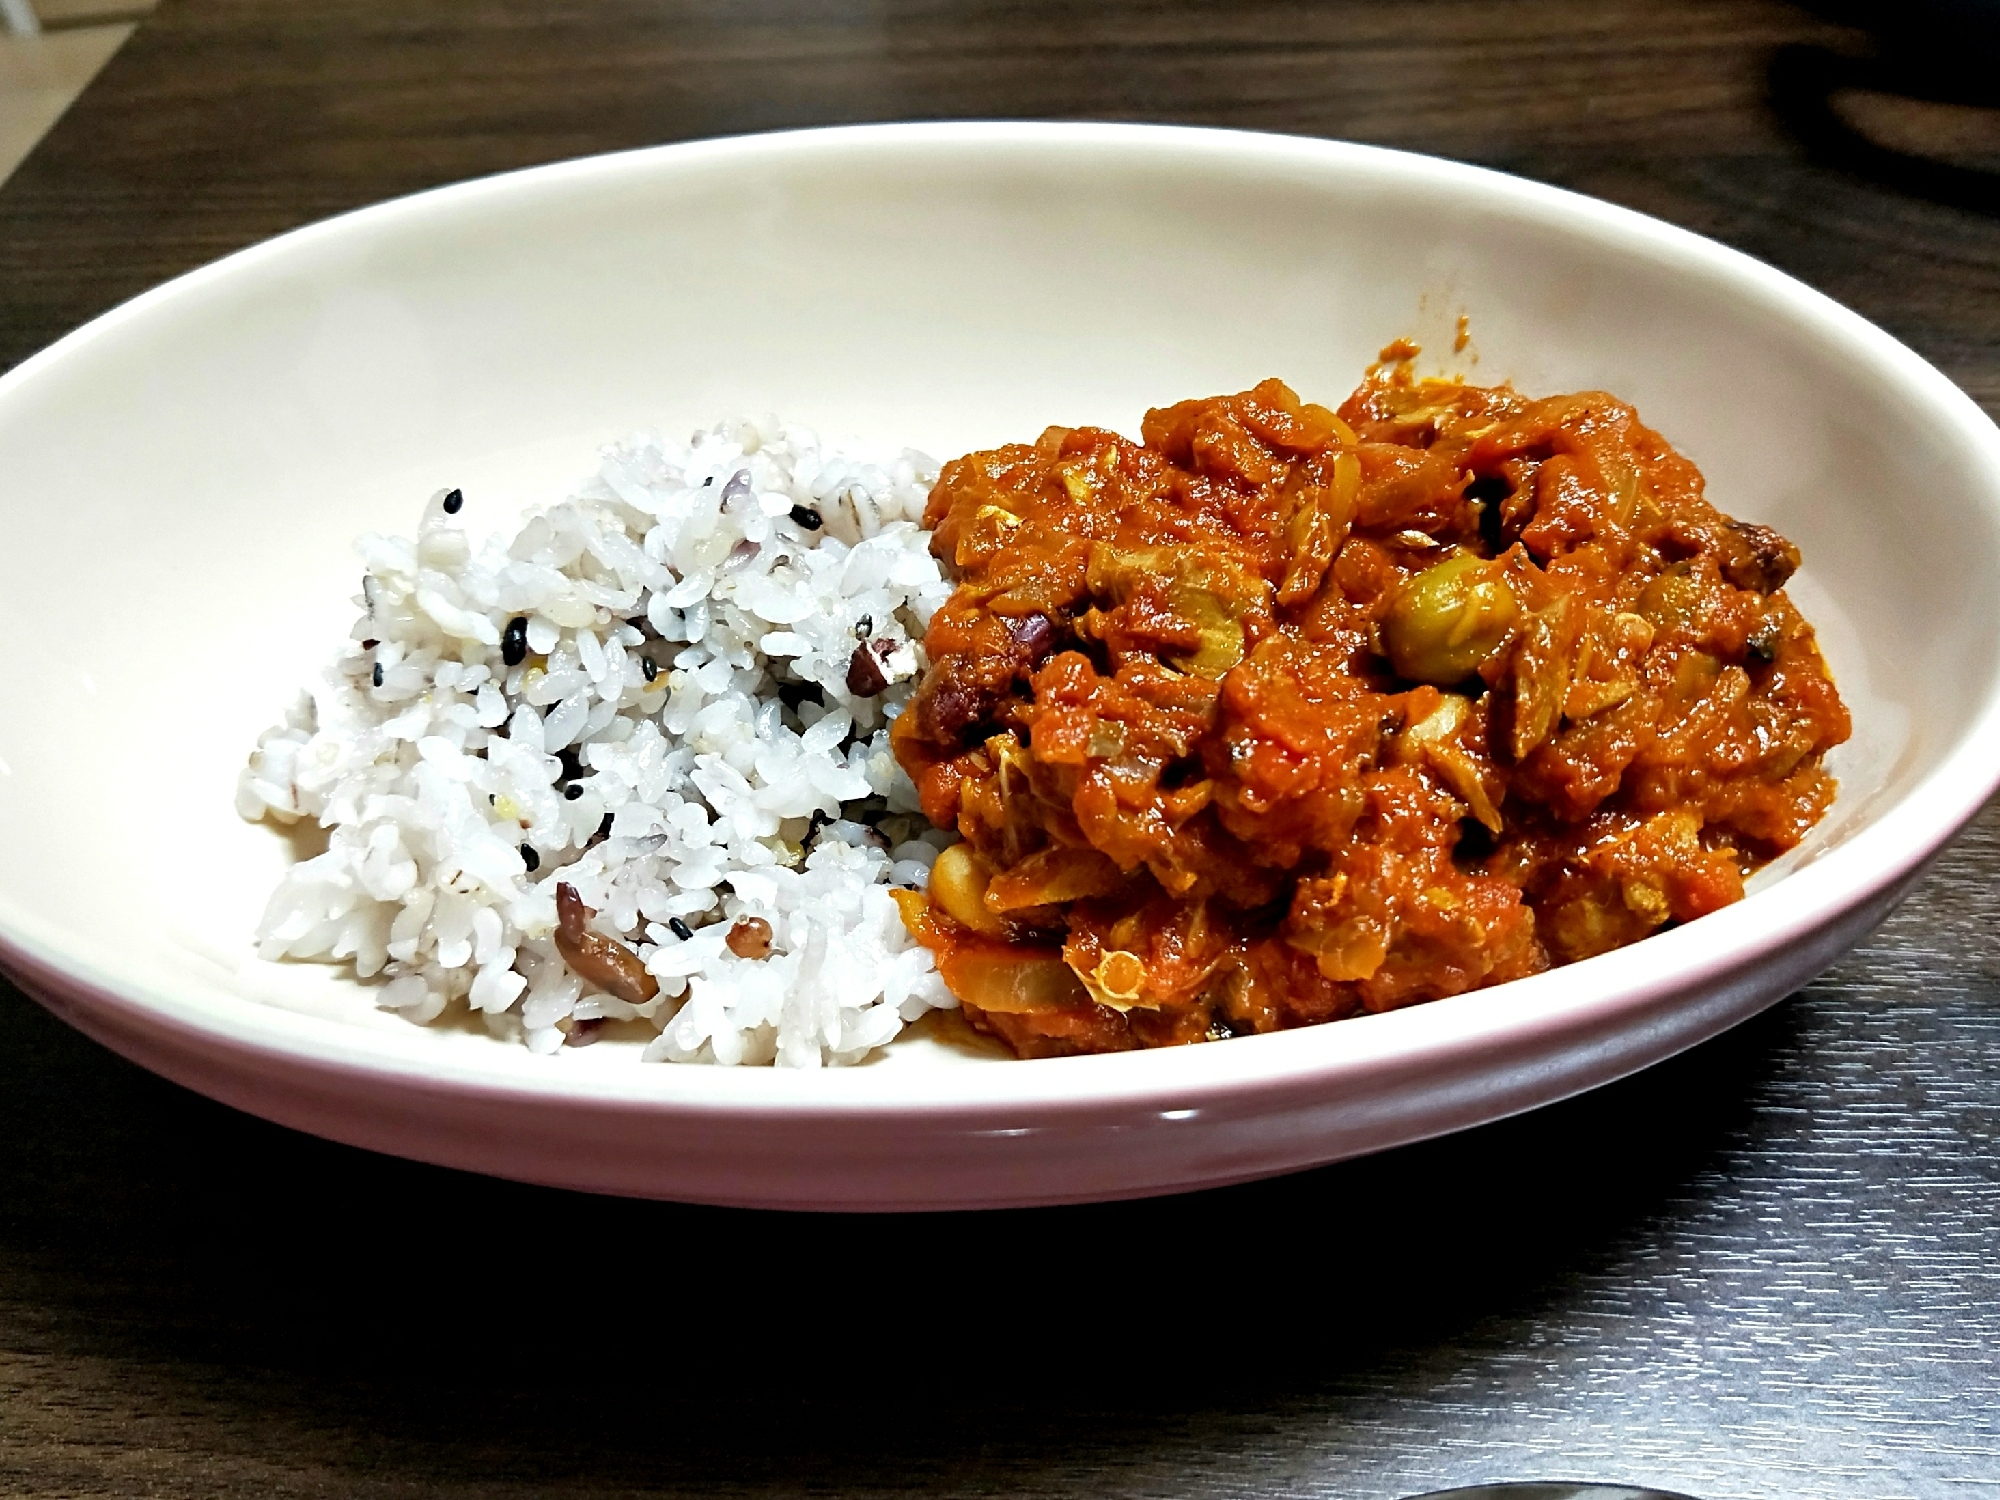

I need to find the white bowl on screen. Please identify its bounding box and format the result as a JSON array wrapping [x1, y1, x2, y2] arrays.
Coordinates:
[[2, 122, 1996, 1210]]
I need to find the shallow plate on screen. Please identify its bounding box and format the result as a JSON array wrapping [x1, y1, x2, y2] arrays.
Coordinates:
[[2, 123, 1998, 1210]]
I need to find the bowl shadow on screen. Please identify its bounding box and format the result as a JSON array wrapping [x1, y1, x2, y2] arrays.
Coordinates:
[[0, 973, 1808, 1493], [1771, 4, 2000, 217]]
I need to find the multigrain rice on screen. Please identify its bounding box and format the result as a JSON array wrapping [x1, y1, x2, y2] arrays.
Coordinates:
[[237, 418, 957, 1065]]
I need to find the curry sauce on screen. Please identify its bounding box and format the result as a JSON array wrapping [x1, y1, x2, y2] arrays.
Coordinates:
[[890, 364, 1849, 1057]]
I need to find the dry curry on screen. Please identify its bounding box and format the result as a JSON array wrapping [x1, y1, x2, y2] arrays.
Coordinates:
[[890, 361, 1849, 1057]]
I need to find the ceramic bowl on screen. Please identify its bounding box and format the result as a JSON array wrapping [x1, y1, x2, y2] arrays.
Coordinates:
[[3, 122, 1997, 1210]]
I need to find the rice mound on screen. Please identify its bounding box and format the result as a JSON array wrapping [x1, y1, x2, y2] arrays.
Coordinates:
[[237, 418, 958, 1066]]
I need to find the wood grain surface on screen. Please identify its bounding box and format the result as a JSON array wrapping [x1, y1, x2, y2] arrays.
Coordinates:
[[2, 2, 1998, 1495]]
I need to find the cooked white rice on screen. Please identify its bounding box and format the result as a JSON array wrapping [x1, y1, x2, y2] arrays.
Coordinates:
[[236, 417, 958, 1066]]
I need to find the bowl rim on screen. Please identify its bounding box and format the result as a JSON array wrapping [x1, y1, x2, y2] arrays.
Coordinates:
[[4, 118, 1999, 1118]]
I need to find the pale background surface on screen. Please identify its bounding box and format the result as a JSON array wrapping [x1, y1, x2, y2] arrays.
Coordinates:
[[0, 0, 152, 183]]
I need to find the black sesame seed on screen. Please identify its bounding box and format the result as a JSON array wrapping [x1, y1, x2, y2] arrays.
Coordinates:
[[788, 504, 823, 531], [853, 614, 873, 640], [642, 655, 659, 683], [371, 661, 384, 688], [564, 783, 584, 801], [520, 844, 540, 872], [442, 487, 464, 514], [668, 917, 693, 941], [501, 616, 529, 668]]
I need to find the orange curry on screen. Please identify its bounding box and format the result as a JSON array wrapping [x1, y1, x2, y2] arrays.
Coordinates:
[[889, 363, 1849, 1057]]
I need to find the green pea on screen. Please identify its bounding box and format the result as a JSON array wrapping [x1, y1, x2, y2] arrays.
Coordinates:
[[1383, 552, 1520, 685]]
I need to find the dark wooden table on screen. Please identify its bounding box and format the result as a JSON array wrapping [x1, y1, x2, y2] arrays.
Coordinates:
[[4, 2, 1998, 1495]]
